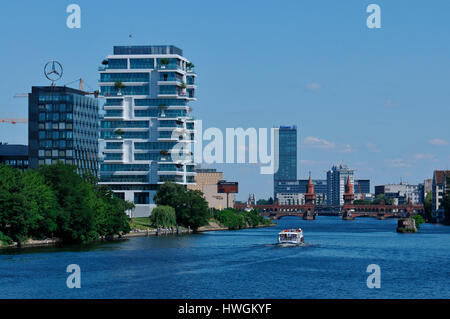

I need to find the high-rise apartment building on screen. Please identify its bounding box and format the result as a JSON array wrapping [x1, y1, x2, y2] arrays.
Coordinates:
[[98, 45, 196, 217], [326, 164, 354, 206], [432, 170, 450, 222], [273, 126, 297, 198], [28, 86, 99, 175]]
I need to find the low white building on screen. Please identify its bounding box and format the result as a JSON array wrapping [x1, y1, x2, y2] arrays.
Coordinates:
[[276, 193, 305, 205]]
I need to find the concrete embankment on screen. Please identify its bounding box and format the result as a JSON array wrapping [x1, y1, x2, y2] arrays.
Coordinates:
[[197, 221, 276, 232], [0, 237, 63, 249]]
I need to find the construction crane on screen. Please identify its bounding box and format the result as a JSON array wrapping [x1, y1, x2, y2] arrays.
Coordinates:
[[13, 93, 28, 98], [0, 118, 27, 124], [358, 182, 364, 200], [0, 110, 27, 124], [63, 78, 99, 97]]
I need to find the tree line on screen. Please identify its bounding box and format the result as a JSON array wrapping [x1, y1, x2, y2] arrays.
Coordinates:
[[212, 208, 272, 230], [0, 163, 133, 246]]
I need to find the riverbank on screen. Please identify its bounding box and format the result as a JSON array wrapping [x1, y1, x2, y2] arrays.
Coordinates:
[[197, 220, 276, 232], [0, 219, 275, 249]]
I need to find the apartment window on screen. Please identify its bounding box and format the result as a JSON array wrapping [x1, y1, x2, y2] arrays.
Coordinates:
[[114, 192, 125, 200], [134, 192, 150, 204]]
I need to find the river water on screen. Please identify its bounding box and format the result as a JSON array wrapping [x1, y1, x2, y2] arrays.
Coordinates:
[[1, 216, 450, 299]]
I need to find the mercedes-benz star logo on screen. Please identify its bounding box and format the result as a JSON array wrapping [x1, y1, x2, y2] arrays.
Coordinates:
[[44, 60, 63, 84]]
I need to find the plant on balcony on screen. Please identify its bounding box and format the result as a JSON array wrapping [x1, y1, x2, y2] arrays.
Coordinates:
[[160, 58, 169, 68], [101, 59, 109, 66], [180, 82, 187, 89], [160, 149, 170, 160], [186, 62, 194, 70], [114, 129, 124, 138], [114, 80, 125, 96], [158, 104, 167, 117]]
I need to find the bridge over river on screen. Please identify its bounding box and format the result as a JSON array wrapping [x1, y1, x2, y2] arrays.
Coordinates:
[[234, 202, 425, 220]]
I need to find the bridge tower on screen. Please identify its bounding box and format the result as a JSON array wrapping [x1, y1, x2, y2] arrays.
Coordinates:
[[304, 175, 316, 205], [342, 177, 355, 220], [303, 175, 316, 220], [343, 176, 355, 204]]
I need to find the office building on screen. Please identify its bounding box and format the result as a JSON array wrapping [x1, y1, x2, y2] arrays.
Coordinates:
[[354, 179, 370, 195], [28, 86, 99, 175], [374, 182, 421, 205], [326, 164, 354, 206], [274, 179, 301, 194], [98, 45, 196, 217], [273, 126, 297, 197], [432, 170, 450, 222], [188, 168, 235, 209], [0, 143, 29, 171]]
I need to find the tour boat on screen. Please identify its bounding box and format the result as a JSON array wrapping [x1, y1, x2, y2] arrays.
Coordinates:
[[278, 228, 304, 245]]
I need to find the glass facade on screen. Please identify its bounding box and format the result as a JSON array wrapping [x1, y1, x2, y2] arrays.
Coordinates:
[[274, 126, 297, 197], [28, 86, 99, 175]]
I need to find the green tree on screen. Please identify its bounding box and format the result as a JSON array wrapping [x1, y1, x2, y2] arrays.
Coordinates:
[[423, 192, 433, 222], [256, 197, 274, 205], [150, 205, 176, 228], [0, 164, 28, 244], [413, 214, 425, 229], [354, 199, 372, 205], [92, 185, 132, 239], [154, 182, 209, 230], [21, 169, 59, 239], [373, 194, 394, 205], [0, 163, 133, 245], [213, 208, 270, 230], [39, 163, 98, 243]]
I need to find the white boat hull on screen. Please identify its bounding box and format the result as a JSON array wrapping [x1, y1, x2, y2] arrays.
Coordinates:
[[278, 229, 304, 245]]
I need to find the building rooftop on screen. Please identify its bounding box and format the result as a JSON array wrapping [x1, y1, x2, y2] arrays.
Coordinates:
[[0, 144, 28, 157], [196, 168, 219, 173], [276, 125, 297, 130], [113, 45, 183, 56], [434, 170, 450, 185], [31, 86, 87, 95]]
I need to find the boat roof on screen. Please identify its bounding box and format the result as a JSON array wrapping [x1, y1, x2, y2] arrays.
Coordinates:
[[279, 229, 302, 234]]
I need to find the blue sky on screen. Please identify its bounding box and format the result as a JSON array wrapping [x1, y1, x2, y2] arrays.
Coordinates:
[[0, 0, 449, 201]]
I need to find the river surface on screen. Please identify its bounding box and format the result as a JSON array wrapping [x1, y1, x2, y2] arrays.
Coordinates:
[[1, 216, 450, 299]]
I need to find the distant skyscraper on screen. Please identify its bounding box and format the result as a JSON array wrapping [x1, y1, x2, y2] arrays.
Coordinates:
[[28, 86, 99, 175], [98, 45, 196, 217], [354, 179, 370, 195], [326, 164, 354, 206], [273, 126, 297, 198]]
